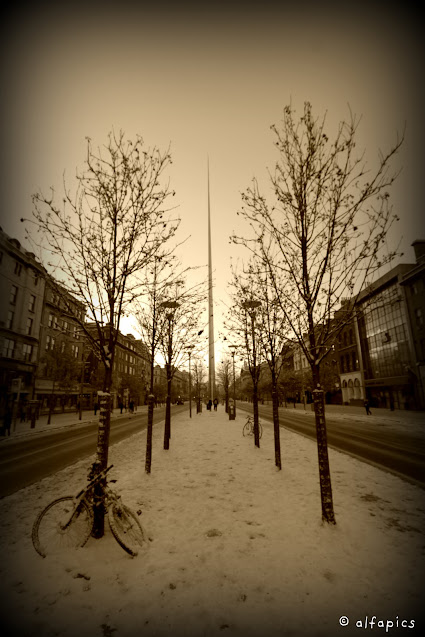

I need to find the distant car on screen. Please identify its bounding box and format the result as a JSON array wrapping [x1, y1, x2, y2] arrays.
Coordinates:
[[176, 398, 184, 405]]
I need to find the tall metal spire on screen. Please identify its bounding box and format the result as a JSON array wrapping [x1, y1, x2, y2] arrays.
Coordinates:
[[208, 158, 215, 401]]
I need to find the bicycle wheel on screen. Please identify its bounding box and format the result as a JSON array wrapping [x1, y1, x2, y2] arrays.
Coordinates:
[[32, 496, 93, 558], [242, 422, 252, 437], [108, 502, 146, 557]]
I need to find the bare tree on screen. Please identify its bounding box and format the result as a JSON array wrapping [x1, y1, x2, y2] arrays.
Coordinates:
[[217, 358, 232, 412], [226, 274, 263, 448], [23, 130, 179, 536], [232, 102, 404, 524], [192, 358, 207, 412], [134, 254, 186, 472], [156, 276, 206, 449]]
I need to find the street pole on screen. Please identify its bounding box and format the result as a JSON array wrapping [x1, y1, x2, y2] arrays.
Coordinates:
[[189, 349, 192, 418], [242, 300, 261, 447], [160, 300, 179, 450], [230, 346, 237, 418]]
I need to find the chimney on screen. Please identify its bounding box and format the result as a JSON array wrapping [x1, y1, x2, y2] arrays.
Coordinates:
[[412, 240, 425, 263]]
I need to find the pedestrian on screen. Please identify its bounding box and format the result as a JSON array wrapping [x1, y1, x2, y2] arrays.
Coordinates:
[[213, 398, 218, 411], [129, 400, 134, 413], [119, 401, 124, 414], [207, 399, 212, 411], [3, 404, 12, 436], [364, 399, 372, 415], [94, 402, 99, 416]]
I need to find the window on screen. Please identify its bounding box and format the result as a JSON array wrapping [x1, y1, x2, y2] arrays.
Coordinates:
[[3, 338, 15, 358], [34, 272, 39, 286], [10, 284, 18, 305], [22, 343, 33, 361], [26, 318, 33, 336], [61, 342, 66, 353], [48, 314, 53, 328], [14, 261, 22, 276], [63, 320, 68, 332], [45, 335, 55, 350], [74, 345, 79, 359], [28, 294, 36, 312], [415, 308, 423, 326], [6, 311, 14, 329]]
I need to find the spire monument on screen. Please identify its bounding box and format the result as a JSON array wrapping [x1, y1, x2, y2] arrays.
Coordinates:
[[207, 159, 215, 401]]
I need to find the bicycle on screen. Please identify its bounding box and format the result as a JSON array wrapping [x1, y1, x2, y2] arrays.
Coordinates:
[[242, 414, 263, 439], [32, 464, 146, 558]]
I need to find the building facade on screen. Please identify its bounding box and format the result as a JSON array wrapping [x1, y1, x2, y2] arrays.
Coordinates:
[[34, 278, 86, 409], [85, 325, 151, 408], [0, 229, 46, 421], [335, 242, 425, 410]]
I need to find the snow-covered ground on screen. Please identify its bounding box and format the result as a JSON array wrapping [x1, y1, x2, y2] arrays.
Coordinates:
[[1, 408, 424, 637]]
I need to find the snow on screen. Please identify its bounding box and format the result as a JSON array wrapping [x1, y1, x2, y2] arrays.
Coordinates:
[[1, 407, 424, 637]]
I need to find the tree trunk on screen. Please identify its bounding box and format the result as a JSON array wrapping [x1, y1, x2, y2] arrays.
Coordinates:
[[91, 390, 111, 538], [312, 386, 336, 524], [145, 352, 155, 473], [145, 393, 154, 473], [253, 382, 260, 448], [164, 370, 172, 450], [271, 383, 281, 469]]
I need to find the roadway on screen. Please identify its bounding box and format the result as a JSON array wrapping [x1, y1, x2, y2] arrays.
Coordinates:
[[237, 403, 425, 488], [0, 405, 186, 498]]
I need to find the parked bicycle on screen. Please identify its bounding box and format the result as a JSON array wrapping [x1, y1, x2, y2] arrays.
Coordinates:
[[32, 464, 146, 558], [242, 414, 263, 439]]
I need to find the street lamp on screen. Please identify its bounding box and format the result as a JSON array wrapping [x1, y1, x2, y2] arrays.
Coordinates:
[[159, 300, 180, 450], [229, 345, 237, 418], [242, 299, 261, 447], [185, 345, 194, 418]]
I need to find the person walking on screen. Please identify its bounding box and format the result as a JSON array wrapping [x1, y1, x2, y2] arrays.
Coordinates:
[[3, 404, 12, 436], [364, 399, 372, 415], [213, 398, 218, 411]]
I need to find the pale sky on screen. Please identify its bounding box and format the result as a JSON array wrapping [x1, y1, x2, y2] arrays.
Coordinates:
[[1, 3, 424, 369]]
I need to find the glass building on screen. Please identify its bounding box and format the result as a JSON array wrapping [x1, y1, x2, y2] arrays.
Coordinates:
[[356, 266, 417, 409]]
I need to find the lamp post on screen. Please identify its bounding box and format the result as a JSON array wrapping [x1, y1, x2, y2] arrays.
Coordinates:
[[229, 345, 237, 418], [242, 300, 261, 447], [185, 345, 194, 418], [160, 300, 180, 449]]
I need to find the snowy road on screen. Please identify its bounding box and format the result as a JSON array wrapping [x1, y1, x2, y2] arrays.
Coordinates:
[[238, 403, 425, 487], [0, 405, 186, 497]]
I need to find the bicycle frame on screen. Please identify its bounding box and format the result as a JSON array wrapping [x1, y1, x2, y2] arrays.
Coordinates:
[[60, 464, 114, 530]]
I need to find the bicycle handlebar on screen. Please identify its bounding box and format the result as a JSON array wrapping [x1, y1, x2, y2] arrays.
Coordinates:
[[76, 464, 114, 498]]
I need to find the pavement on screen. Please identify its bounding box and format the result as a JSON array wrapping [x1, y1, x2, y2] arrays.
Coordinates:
[[1, 401, 424, 443], [242, 400, 425, 427], [0, 405, 150, 441]]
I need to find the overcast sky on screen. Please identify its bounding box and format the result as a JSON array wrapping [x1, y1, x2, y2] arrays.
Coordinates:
[[1, 2, 424, 366]]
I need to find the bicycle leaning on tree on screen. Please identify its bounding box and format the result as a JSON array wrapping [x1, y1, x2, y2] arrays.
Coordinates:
[[242, 414, 263, 439], [32, 464, 146, 558]]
